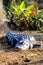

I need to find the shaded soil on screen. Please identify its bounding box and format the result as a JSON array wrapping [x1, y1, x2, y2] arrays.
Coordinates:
[[0, 23, 43, 65]]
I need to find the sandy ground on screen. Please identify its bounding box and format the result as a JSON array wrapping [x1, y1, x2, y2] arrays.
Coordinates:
[[0, 24, 43, 65]]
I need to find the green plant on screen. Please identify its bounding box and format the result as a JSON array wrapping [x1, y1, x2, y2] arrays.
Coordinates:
[[11, 1, 25, 16], [4, 1, 43, 31]]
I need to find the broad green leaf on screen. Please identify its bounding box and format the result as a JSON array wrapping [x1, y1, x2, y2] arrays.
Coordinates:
[[37, 10, 41, 13], [24, 11, 29, 16], [11, 5, 19, 15], [12, 6, 18, 13], [26, 4, 34, 12], [20, 1, 25, 10]]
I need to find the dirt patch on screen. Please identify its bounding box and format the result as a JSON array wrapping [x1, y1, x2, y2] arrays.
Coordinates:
[[0, 23, 43, 65]]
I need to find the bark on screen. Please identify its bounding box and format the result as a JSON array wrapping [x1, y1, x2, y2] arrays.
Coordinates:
[[0, 0, 6, 25]]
